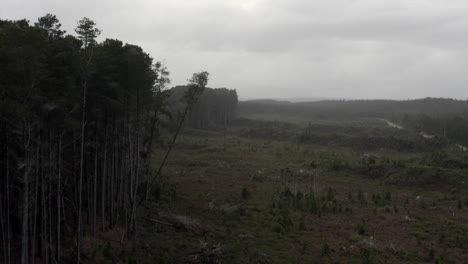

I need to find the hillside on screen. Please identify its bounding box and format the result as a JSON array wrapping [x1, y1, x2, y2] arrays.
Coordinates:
[[238, 98, 468, 121]]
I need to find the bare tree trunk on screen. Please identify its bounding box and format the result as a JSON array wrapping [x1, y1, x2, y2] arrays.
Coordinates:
[[87, 160, 92, 225], [21, 125, 32, 264], [30, 147, 39, 264], [127, 131, 135, 237], [47, 131, 53, 264], [110, 141, 115, 228], [118, 139, 124, 222], [4, 141, 11, 264], [1, 124, 8, 264], [142, 107, 189, 204], [6, 142, 11, 264], [101, 139, 107, 232], [0, 183, 7, 264], [56, 135, 62, 263], [93, 140, 98, 236], [77, 79, 87, 264], [48, 162, 53, 264], [41, 145, 48, 264]]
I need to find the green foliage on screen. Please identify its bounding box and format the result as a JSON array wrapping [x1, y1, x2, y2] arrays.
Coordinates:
[[242, 187, 251, 200], [428, 248, 435, 260], [360, 248, 372, 264], [306, 191, 320, 215], [327, 187, 335, 201], [35, 14, 65, 39], [328, 155, 349, 171], [357, 221, 368, 235], [358, 189, 366, 204], [420, 199, 428, 209], [426, 151, 449, 166], [298, 215, 305, 230], [384, 191, 392, 201], [409, 231, 429, 241], [439, 233, 446, 244], [75, 17, 101, 48], [239, 207, 247, 216], [294, 191, 304, 210], [347, 191, 355, 203], [321, 243, 330, 256], [455, 235, 467, 248]]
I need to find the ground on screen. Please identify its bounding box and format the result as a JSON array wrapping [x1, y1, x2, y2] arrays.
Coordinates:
[[90, 119, 468, 264]]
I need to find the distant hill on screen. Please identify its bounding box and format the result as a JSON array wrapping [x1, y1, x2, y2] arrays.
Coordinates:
[[239, 97, 335, 102], [238, 97, 468, 122]]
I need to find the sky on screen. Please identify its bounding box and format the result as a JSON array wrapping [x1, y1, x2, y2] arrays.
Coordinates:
[[2, 0, 468, 100]]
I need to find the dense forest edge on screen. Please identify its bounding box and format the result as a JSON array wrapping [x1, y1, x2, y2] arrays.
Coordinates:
[[0, 14, 237, 263]]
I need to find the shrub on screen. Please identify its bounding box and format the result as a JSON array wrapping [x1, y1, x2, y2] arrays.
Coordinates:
[[294, 191, 304, 210], [360, 248, 372, 264], [327, 187, 335, 201], [299, 215, 305, 230], [372, 193, 384, 206], [239, 207, 247, 216], [438, 233, 445, 244], [242, 187, 251, 200], [358, 189, 366, 204], [455, 235, 467, 248], [420, 199, 428, 209], [307, 191, 319, 215], [428, 248, 435, 260], [321, 243, 330, 256], [272, 223, 283, 233], [328, 154, 349, 171], [384, 191, 392, 201], [357, 221, 368, 235]]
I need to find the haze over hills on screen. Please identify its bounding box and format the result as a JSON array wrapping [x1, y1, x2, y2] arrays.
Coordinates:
[[239, 97, 336, 102], [240, 96, 468, 103], [239, 97, 468, 117]]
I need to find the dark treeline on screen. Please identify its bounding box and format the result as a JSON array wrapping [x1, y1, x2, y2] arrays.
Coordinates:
[[239, 98, 468, 144], [169, 86, 238, 128], [0, 15, 211, 264], [400, 114, 468, 145], [239, 98, 468, 120]]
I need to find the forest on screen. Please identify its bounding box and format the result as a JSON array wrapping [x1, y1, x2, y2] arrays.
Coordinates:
[[0, 15, 236, 264], [169, 86, 238, 129]]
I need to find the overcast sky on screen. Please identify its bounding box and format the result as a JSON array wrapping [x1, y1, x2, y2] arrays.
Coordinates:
[[2, 0, 468, 100]]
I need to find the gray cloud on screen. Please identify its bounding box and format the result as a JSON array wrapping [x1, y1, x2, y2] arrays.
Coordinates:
[[2, 0, 468, 99]]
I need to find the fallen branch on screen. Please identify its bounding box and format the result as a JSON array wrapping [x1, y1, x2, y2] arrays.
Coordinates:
[[145, 218, 174, 226]]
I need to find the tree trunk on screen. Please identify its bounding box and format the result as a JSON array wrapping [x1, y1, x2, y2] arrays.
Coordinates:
[[56, 135, 62, 263], [101, 140, 107, 232], [30, 146, 39, 264], [21, 125, 31, 264], [143, 107, 189, 204], [77, 79, 87, 264], [6, 142, 11, 264], [93, 134, 98, 236]]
